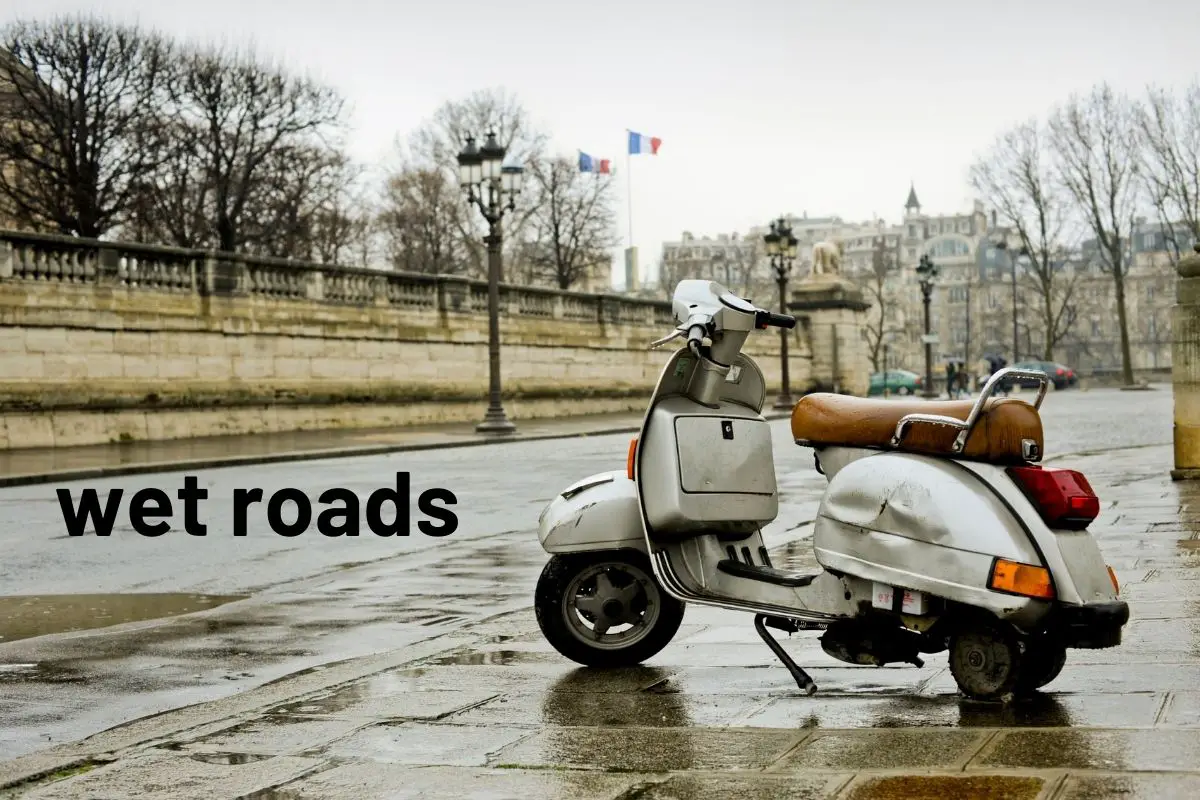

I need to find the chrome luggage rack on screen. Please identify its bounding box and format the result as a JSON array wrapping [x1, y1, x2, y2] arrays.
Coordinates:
[[888, 367, 1051, 455]]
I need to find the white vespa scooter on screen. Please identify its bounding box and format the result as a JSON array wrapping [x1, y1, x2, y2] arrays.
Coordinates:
[[534, 279, 1128, 701]]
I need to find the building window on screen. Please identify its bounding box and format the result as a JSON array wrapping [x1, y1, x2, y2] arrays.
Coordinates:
[[1147, 285, 1155, 301], [1091, 320, 1101, 337], [908, 225, 916, 238], [908, 247, 916, 258]]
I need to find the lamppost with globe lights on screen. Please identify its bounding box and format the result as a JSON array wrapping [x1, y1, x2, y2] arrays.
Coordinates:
[[763, 217, 799, 409], [456, 131, 524, 435], [915, 253, 940, 399]]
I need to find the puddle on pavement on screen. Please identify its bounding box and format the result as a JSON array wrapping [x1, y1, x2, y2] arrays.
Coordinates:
[[424, 649, 552, 666], [187, 752, 274, 765], [0, 593, 247, 643], [847, 774, 1044, 800], [0, 661, 87, 684]]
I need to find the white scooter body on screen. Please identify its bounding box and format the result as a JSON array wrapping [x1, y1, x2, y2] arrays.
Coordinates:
[[535, 279, 1127, 700]]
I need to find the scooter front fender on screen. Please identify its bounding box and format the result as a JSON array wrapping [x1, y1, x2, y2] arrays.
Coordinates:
[[537, 471, 648, 555]]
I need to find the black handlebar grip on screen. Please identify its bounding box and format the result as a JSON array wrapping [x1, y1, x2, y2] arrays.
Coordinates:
[[756, 310, 797, 329]]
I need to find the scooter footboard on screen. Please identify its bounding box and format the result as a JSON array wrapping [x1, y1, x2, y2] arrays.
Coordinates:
[[537, 471, 647, 555]]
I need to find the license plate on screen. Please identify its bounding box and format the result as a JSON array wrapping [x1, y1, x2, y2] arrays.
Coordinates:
[[872, 582, 928, 614]]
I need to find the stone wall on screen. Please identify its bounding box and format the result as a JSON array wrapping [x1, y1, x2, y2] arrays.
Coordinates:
[[0, 230, 818, 450]]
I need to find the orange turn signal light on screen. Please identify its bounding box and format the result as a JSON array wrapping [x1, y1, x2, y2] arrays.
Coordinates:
[[626, 437, 638, 480], [988, 558, 1055, 600], [1107, 565, 1120, 595]]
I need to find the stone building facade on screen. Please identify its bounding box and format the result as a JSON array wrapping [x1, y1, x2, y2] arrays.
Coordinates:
[[659, 185, 1187, 382]]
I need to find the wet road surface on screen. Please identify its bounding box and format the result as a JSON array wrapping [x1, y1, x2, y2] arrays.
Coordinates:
[[0, 387, 1187, 796]]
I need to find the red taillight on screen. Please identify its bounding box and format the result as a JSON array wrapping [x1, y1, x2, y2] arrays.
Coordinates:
[[1056, 368, 1064, 376], [1007, 465, 1100, 530]]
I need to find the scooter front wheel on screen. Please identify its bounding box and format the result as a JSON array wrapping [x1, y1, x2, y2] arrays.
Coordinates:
[[534, 550, 685, 668]]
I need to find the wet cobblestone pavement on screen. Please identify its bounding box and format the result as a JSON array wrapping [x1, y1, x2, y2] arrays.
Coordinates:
[[3, 440, 1199, 799]]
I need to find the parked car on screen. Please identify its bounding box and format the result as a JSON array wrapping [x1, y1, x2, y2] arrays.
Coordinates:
[[867, 369, 923, 396], [993, 360, 1078, 391]]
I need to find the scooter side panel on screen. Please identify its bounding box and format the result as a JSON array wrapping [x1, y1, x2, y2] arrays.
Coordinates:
[[537, 471, 648, 555], [813, 517, 1042, 623], [812, 452, 1048, 622], [815, 452, 1043, 563]]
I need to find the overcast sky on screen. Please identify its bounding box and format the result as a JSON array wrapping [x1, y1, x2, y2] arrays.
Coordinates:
[[4, 0, 1198, 288]]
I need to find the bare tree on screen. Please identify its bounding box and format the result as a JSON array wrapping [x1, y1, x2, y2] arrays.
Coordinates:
[[170, 44, 345, 252], [1134, 81, 1200, 263], [1047, 84, 1142, 385], [862, 236, 901, 371], [970, 119, 1081, 360], [0, 15, 173, 237], [377, 164, 468, 274], [404, 88, 548, 279], [238, 142, 355, 260], [120, 118, 214, 248], [524, 155, 618, 290]]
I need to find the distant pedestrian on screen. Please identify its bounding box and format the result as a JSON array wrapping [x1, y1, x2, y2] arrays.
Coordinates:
[[945, 360, 958, 399]]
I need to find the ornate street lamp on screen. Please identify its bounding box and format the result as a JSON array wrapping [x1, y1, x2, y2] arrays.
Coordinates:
[[763, 217, 799, 409], [457, 131, 525, 435], [993, 237, 1029, 364], [915, 253, 940, 399]]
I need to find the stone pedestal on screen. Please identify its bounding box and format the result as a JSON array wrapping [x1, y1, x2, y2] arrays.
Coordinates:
[[1172, 244, 1200, 480], [789, 276, 872, 396]]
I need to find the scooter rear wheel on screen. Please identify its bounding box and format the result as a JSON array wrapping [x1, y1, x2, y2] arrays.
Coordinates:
[[1016, 641, 1067, 693], [948, 621, 1025, 701], [534, 551, 684, 668]]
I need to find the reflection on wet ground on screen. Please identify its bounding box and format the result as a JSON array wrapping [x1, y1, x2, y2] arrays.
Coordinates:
[[0, 593, 245, 644]]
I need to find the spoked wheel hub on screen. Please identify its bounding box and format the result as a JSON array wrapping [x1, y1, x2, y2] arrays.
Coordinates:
[[564, 561, 660, 649]]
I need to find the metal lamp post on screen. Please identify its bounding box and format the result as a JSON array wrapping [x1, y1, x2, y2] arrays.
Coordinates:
[[763, 217, 799, 409], [456, 131, 524, 435], [993, 237, 1028, 364], [915, 253, 939, 399]]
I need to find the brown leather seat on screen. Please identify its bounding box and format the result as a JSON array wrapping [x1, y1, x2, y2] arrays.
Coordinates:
[[791, 393, 1043, 464]]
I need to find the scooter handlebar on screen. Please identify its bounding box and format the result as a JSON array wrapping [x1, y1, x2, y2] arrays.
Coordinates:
[[755, 310, 797, 329]]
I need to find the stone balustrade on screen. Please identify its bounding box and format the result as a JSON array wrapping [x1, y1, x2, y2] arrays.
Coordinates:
[[0, 229, 821, 449], [0, 229, 677, 328]]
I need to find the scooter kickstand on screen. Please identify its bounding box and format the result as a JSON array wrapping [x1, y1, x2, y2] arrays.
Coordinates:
[[754, 614, 818, 696]]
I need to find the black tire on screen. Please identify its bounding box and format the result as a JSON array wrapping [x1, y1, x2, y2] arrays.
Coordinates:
[[948, 620, 1026, 701], [1015, 641, 1066, 694], [534, 550, 685, 668]]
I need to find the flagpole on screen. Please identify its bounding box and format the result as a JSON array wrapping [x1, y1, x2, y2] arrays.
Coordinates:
[[625, 129, 633, 249]]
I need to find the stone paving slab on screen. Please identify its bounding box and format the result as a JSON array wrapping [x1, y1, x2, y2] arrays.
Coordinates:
[[6, 443, 1200, 799]]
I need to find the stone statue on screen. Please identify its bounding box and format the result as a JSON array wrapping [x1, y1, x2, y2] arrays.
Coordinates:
[[809, 241, 842, 278]]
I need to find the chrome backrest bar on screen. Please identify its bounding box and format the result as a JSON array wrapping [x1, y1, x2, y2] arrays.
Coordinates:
[[890, 366, 1051, 454]]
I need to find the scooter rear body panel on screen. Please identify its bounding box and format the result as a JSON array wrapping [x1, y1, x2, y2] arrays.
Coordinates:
[[812, 448, 1047, 625]]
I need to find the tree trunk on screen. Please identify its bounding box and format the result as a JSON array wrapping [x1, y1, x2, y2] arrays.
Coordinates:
[[1111, 245, 1135, 385], [1042, 290, 1055, 360], [217, 213, 236, 252]]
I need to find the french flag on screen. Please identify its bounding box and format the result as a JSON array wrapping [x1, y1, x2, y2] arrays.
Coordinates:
[[628, 131, 662, 155], [579, 152, 611, 174]]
